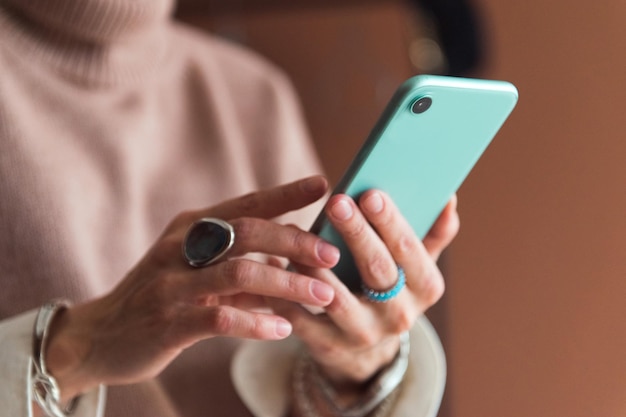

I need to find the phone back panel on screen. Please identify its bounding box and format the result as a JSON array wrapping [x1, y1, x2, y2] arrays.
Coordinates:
[[311, 75, 518, 291]]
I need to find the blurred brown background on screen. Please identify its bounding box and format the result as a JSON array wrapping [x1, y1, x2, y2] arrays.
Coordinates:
[[176, 1, 626, 416]]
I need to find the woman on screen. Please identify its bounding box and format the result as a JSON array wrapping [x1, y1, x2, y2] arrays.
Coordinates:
[[0, 0, 459, 416]]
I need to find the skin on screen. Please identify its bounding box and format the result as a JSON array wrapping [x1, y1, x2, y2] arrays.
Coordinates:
[[271, 189, 459, 405], [42, 174, 459, 408]]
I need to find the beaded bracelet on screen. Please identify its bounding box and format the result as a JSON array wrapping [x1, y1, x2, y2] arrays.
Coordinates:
[[32, 300, 80, 417], [292, 332, 410, 417]]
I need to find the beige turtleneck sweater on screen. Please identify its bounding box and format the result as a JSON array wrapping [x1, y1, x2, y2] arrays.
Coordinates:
[[0, 1, 446, 416]]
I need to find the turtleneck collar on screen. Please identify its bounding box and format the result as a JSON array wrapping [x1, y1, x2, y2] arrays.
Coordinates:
[[0, 0, 177, 87]]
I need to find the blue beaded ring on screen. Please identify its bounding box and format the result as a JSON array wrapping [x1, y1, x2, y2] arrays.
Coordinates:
[[361, 266, 406, 303]]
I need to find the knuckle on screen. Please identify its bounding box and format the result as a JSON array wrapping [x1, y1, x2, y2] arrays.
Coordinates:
[[208, 306, 237, 334], [313, 341, 341, 358], [352, 328, 378, 348], [231, 217, 258, 242], [390, 233, 420, 258], [251, 315, 269, 338], [222, 259, 254, 288], [288, 227, 309, 251], [343, 219, 366, 239], [364, 253, 393, 280], [284, 272, 302, 296], [417, 271, 445, 306], [238, 192, 261, 212], [390, 308, 415, 334], [279, 185, 294, 203]]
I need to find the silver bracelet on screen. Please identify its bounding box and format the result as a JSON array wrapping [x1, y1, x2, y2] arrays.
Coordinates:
[[32, 300, 79, 417], [293, 332, 410, 417]]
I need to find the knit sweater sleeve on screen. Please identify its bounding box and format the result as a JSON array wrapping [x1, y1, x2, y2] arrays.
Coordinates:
[[0, 310, 106, 417]]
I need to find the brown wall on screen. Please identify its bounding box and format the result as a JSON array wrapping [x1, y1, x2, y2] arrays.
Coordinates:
[[177, 2, 420, 184], [447, 1, 626, 416], [178, 1, 626, 416]]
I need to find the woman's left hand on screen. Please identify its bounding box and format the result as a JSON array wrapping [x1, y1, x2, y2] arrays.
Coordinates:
[[268, 190, 459, 394]]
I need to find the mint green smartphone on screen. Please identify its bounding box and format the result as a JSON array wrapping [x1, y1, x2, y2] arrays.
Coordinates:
[[310, 75, 518, 291]]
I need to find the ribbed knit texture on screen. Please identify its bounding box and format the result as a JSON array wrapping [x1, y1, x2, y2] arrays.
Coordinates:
[[0, 1, 323, 416], [3, 0, 174, 41], [0, 0, 174, 87]]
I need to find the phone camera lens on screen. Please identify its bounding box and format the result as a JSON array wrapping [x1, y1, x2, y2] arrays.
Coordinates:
[[411, 97, 432, 114]]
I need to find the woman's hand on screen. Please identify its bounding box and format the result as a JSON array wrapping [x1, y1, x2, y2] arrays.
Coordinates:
[[43, 176, 340, 401], [269, 190, 459, 399]]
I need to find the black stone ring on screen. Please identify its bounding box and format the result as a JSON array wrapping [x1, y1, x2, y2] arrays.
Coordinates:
[[182, 218, 235, 268]]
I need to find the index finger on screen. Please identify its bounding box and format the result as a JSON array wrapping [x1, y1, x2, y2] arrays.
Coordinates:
[[204, 175, 328, 221]]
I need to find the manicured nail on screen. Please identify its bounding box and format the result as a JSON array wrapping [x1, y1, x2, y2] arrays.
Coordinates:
[[311, 281, 334, 303], [275, 319, 292, 338], [363, 192, 383, 214], [331, 199, 353, 220], [317, 241, 340, 265], [301, 176, 326, 193]]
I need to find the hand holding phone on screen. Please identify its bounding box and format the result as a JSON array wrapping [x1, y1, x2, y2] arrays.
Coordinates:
[[311, 75, 518, 291]]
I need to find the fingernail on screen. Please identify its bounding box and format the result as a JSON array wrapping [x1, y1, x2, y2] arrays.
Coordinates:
[[330, 199, 353, 220], [363, 192, 383, 214], [275, 319, 292, 338], [311, 281, 334, 303], [301, 176, 326, 194], [317, 241, 340, 265]]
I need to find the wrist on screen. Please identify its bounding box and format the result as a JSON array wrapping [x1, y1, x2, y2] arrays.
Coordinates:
[[318, 336, 402, 396], [32, 300, 82, 416], [292, 332, 410, 417], [43, 303, 98, 401]]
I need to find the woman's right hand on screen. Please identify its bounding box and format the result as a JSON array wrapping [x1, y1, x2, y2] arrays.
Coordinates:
[[43, 175, 339, 401]]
